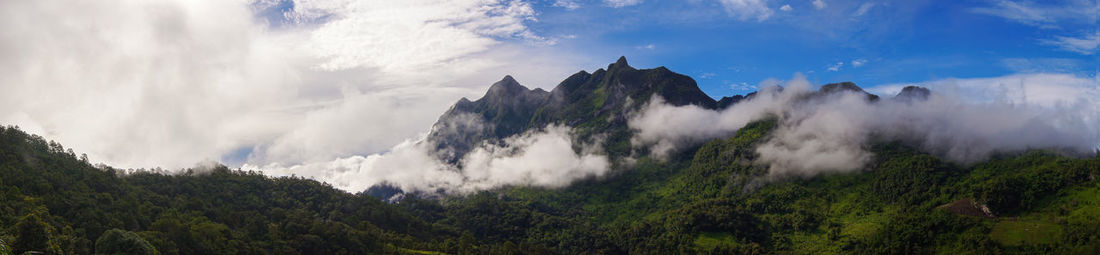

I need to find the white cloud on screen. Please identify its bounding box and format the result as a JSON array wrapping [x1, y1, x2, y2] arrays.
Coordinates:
[[637, 44, 657, 50], [729, 82, 759, 91], [290, 0, 544, 72], [0, 0, 294, 168], [972, 1, 1100, 55], [812, 0, 826, 10], [971, 1, 1052, 27], [851, 58, 867, 67], [605, 0, 643, 8], [1041, 31, 1100, 55], [780, 4, 793, 12], [972, 0, 1100, 28], [631, 73, 1100, 178], [0, 0, 587, 170], [827, 62, 844, 71], [249, 125, 610, 194], [717, 0, 774, 21], [869, 73, 1100, 109], [554, 0, 581, 10], [630, 78, 801, 159], [853, 2, 874, 16]]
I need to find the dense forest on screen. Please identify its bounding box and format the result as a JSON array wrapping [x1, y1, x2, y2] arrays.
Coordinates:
[[2, 118, 1099, 254]]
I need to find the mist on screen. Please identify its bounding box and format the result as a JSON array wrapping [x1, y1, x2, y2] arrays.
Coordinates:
[[629, 78, 804, 159], [247, 124, 610, 195], [630, 74, 1100, 178]]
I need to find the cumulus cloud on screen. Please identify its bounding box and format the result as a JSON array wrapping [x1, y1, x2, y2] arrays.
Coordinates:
[[630, 73, 1100, 178], [717, 0, 774, 21], [0, 0, 295, 168], [827, 62, 844, 71], [0, 0, 586, 170], [248, 124, 610, 194], [780, 4, 793, 12]]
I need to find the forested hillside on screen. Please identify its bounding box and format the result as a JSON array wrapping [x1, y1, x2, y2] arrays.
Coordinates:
[[2, 119, 1099, 254], [0, 126, 457, 254]]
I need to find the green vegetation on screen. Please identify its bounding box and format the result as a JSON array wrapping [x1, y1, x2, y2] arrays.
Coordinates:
[[2, 117, 1100, 254], [990, 220, 1062, 246]]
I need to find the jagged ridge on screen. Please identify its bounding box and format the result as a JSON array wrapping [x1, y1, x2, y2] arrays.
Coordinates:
[[427, 56, 717, 162], [426, 56, 931, 163]]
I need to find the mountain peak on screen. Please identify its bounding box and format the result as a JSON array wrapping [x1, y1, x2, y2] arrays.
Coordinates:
[[895, 86, 931, 101], [820, 82, 865, 93], [486, 75, 525, 96], [493, 75, 520, 88], [608, 56, 632, 70], [819, 82, 879, 101]]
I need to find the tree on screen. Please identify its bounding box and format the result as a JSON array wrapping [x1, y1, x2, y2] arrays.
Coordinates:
[[94, 229, 158, 255], [1, 237, 14, 255], [12, 212, 59, 255]]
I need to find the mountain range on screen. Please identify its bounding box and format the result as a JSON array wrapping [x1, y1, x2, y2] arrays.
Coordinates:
[[2, 57, 1099, 254], [427, 56, 716, 163]]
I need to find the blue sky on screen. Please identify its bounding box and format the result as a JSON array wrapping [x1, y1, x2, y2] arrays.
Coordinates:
[[480, 0, 1099, 98], [3, 0, 1097, 172]]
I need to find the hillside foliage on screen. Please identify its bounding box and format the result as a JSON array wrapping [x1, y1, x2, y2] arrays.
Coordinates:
[[2, 119, 1099, 254]]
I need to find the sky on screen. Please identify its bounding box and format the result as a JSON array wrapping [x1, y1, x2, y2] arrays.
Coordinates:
[[0, 0, 1097, 181]]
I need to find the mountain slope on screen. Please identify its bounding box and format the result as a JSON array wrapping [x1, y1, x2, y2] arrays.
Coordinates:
[[0, 126, 451, 254]]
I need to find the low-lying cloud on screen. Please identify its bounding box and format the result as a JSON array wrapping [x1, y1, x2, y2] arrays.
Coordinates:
[[247, 124, 610, 194], [630, 74, 1100, 178], [629, 78, 801, 159]]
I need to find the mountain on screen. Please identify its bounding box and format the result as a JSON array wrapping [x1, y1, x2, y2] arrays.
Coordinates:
[[3, 57, 1099, 254], [428, 56, 716, 162]]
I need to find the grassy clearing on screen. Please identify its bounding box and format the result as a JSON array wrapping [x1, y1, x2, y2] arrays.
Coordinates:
[[694, 232, 738, 250], [989, 219, 1063, 246]]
